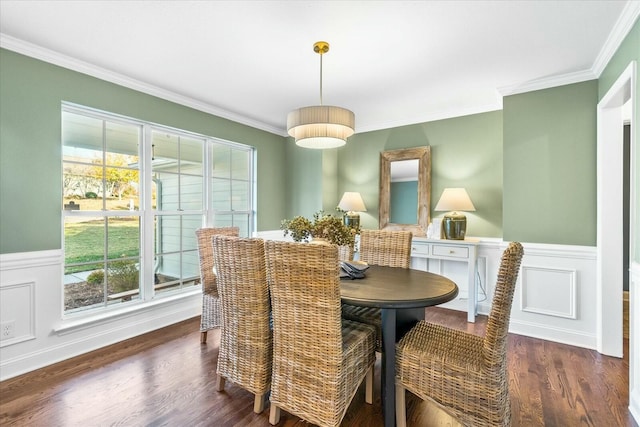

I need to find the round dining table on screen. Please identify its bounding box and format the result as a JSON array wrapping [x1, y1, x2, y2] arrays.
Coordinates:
[[341, 265, 459, 427]]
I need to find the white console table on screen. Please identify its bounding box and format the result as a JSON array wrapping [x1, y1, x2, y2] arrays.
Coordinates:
[[410, 237, 479, 322]]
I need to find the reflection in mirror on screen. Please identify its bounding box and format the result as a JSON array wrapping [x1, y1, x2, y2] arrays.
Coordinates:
[[389, 159, 419, 224], [379, 146, 431, 236]]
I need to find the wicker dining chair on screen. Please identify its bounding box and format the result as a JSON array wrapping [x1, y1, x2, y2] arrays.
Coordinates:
[[341, 229, 413, 351], [337, 243, 354, 261], [265, 240, 377, 427], [195, 226, 239, 344], [395, 241, 524, 427], [212, 235, 272, 413]]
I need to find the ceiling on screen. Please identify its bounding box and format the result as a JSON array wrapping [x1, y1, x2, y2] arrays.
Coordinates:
[[0, 1, 636, 136]]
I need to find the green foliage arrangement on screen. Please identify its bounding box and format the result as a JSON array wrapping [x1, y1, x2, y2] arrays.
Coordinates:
[[281, 210, 356, 247]]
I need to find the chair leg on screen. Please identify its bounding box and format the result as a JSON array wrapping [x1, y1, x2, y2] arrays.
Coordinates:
[[269, 404, 281, 425], [396, 383, 407, 427], [216, 375, 225, 391], [254, 392, 267, 413], [200, 330, 207, 344], [365, 366, 374, 404]]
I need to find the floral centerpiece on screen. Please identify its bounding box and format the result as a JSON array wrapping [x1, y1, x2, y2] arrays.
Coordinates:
[[281, 210, 356, 247]]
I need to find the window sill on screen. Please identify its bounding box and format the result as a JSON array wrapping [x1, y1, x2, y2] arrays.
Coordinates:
[[54, 288, 201, 335]]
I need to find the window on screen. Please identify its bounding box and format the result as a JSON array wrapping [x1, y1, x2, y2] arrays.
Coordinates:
[[62, 104, 255, 315], [151, 131, 203, 296], [209, 142, 253, 235]]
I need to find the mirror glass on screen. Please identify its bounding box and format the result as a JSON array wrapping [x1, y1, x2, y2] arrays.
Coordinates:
[[379, 146, 431, 236], [389, 159, 419, 224]]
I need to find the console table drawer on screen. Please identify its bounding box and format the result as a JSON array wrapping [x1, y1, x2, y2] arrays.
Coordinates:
[[411, 244, 430, 256], [432, 244, 469, 259]]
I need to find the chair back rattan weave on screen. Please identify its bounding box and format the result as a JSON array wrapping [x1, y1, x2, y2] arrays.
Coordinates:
[[395, 241, 524, 427], [212, 235, 271, 413], [195, 226, 239, 342], [265, 240, 376, 427], [337, 244, 354, 261], [195, 227, 239, 297], [483, 241, 524, 368], [359, 229, 412, 268]]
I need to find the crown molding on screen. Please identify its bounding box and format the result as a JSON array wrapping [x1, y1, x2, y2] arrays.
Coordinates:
[[496, 69, 597, 98], [592, 1, 640, 77], [0, 33, 287, 137], [497, 2, 639, 98], [2, 1, 637, 136]]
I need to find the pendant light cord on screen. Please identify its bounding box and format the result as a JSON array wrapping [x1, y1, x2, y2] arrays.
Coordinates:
[[319, 50, 324, 106]]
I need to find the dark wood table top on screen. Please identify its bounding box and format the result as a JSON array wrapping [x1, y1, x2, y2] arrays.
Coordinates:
[[340, 265, 459, 309]]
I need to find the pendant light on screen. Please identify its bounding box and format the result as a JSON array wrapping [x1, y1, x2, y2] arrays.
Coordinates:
[[287, 41, 355, 149]]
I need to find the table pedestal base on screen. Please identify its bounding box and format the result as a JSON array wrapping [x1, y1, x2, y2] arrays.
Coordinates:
[[381, 307, 424, 427]]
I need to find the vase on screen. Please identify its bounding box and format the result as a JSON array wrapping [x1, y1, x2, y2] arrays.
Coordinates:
[[310, 237, 331, 245]]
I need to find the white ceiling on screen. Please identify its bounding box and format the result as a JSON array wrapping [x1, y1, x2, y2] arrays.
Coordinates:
[[0, 1, 637, 136]]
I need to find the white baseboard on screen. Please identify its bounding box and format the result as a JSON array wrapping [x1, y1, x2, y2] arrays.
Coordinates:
[[509, 319, 597, 349], [631, 388, 640, 425], [0, 249, 201, 381], [0, 297, 199, 381], [0, 240, 626, 384]]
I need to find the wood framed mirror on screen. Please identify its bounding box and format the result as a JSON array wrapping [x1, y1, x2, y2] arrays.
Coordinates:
[[379, 146, 431, 236]]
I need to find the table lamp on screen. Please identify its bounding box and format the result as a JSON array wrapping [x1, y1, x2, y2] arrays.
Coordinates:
[[338, 192, 367, 229], [434, 188, 476, 240]]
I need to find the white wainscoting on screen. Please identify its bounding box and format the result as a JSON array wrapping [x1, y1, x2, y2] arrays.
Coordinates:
[[508, 242, 598, 349], [520, 265, 577, 319], [0, 237, 615, 383], [0, 279, 35, 348], [257, 233, 602, 349], [408, 239, 599, 349], [0, 250, 201, 381]]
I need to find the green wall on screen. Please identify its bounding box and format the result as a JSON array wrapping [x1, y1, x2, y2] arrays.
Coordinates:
[[0, 48, 287, 254], [335, 111, 504, 237], [3, 17, 638, 253], [503, 81, 598, 246], [598, 18, 639, 261], [283, 139, 323, 219]]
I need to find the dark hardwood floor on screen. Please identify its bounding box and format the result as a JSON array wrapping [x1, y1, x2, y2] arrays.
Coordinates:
[[0, 307, 634, 427]]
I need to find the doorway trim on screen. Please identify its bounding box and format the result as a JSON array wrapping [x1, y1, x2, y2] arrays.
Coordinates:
[[596, 60, 636, 358]]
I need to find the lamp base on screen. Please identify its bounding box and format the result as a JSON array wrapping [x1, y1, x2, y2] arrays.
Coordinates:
[[442, 212, 467, 240], [343, 213, 360, 229]]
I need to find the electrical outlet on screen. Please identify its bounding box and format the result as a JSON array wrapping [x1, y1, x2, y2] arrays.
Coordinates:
[[1, 320, 16, 340]]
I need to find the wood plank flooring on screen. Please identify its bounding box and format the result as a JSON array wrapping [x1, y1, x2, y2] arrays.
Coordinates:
[[0, 307, 634, 427]]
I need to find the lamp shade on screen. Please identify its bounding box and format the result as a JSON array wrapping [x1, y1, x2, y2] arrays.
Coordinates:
[[434, 188, 476, 212], [287, 106, 355, 149], [338, 192, 367, 212], [434, 188, 475, 240]]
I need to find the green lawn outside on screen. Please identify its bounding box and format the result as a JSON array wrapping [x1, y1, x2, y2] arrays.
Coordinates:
[[65, 218, 140, 271]]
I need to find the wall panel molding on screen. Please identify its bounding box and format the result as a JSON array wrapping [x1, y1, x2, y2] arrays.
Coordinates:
[[0, 249, 200, 381], [0, 280, 35, 347], [520, 265, 577, 319], [0, 240, 611, 379]]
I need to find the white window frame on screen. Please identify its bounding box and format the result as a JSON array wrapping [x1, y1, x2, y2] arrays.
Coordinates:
[[62, 102, 256, 318]]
